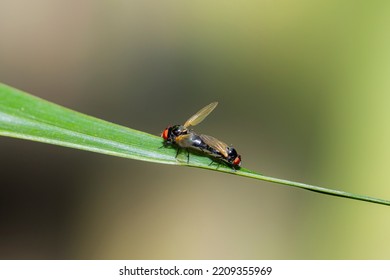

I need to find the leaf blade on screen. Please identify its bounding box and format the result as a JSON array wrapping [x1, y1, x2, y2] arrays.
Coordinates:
[[1, 82, 389, 206]]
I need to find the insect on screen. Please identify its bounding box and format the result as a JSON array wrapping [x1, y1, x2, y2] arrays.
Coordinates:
[[161, 102, 242, 169]]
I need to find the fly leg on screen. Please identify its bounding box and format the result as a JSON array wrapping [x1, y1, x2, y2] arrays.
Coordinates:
[[208, 159, 221, 169], [175, 148, 181, 159], [174, 147, 190, 164]]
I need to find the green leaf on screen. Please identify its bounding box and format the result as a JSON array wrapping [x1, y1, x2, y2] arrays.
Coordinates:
[[1, 82, 389, 206]]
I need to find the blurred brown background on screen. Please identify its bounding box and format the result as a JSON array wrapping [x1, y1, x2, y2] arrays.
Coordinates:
[[1, 0, 389, 259]]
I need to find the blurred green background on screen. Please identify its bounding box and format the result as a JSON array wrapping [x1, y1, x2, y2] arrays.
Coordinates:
[[1, 0, 389, 259]]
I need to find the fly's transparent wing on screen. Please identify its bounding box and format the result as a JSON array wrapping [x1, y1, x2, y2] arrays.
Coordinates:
[[199, 134, 229, 157], [184, 102, 218, 127]]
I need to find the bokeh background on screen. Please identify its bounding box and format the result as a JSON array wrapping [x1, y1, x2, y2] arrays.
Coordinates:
[[1, 0, 389, 259]]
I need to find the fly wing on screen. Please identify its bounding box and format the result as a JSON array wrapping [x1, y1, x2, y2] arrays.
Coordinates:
[[199, 134, 229, 158], [184, 102, 218, 127], [174, 134, 194, 148]]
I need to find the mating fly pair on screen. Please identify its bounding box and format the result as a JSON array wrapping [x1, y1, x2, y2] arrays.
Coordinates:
[[161, 102, 241, 169]]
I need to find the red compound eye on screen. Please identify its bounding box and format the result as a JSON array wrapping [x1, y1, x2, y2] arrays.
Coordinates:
[[233, 155, 241, 166], [161, 128, 169, 140]]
